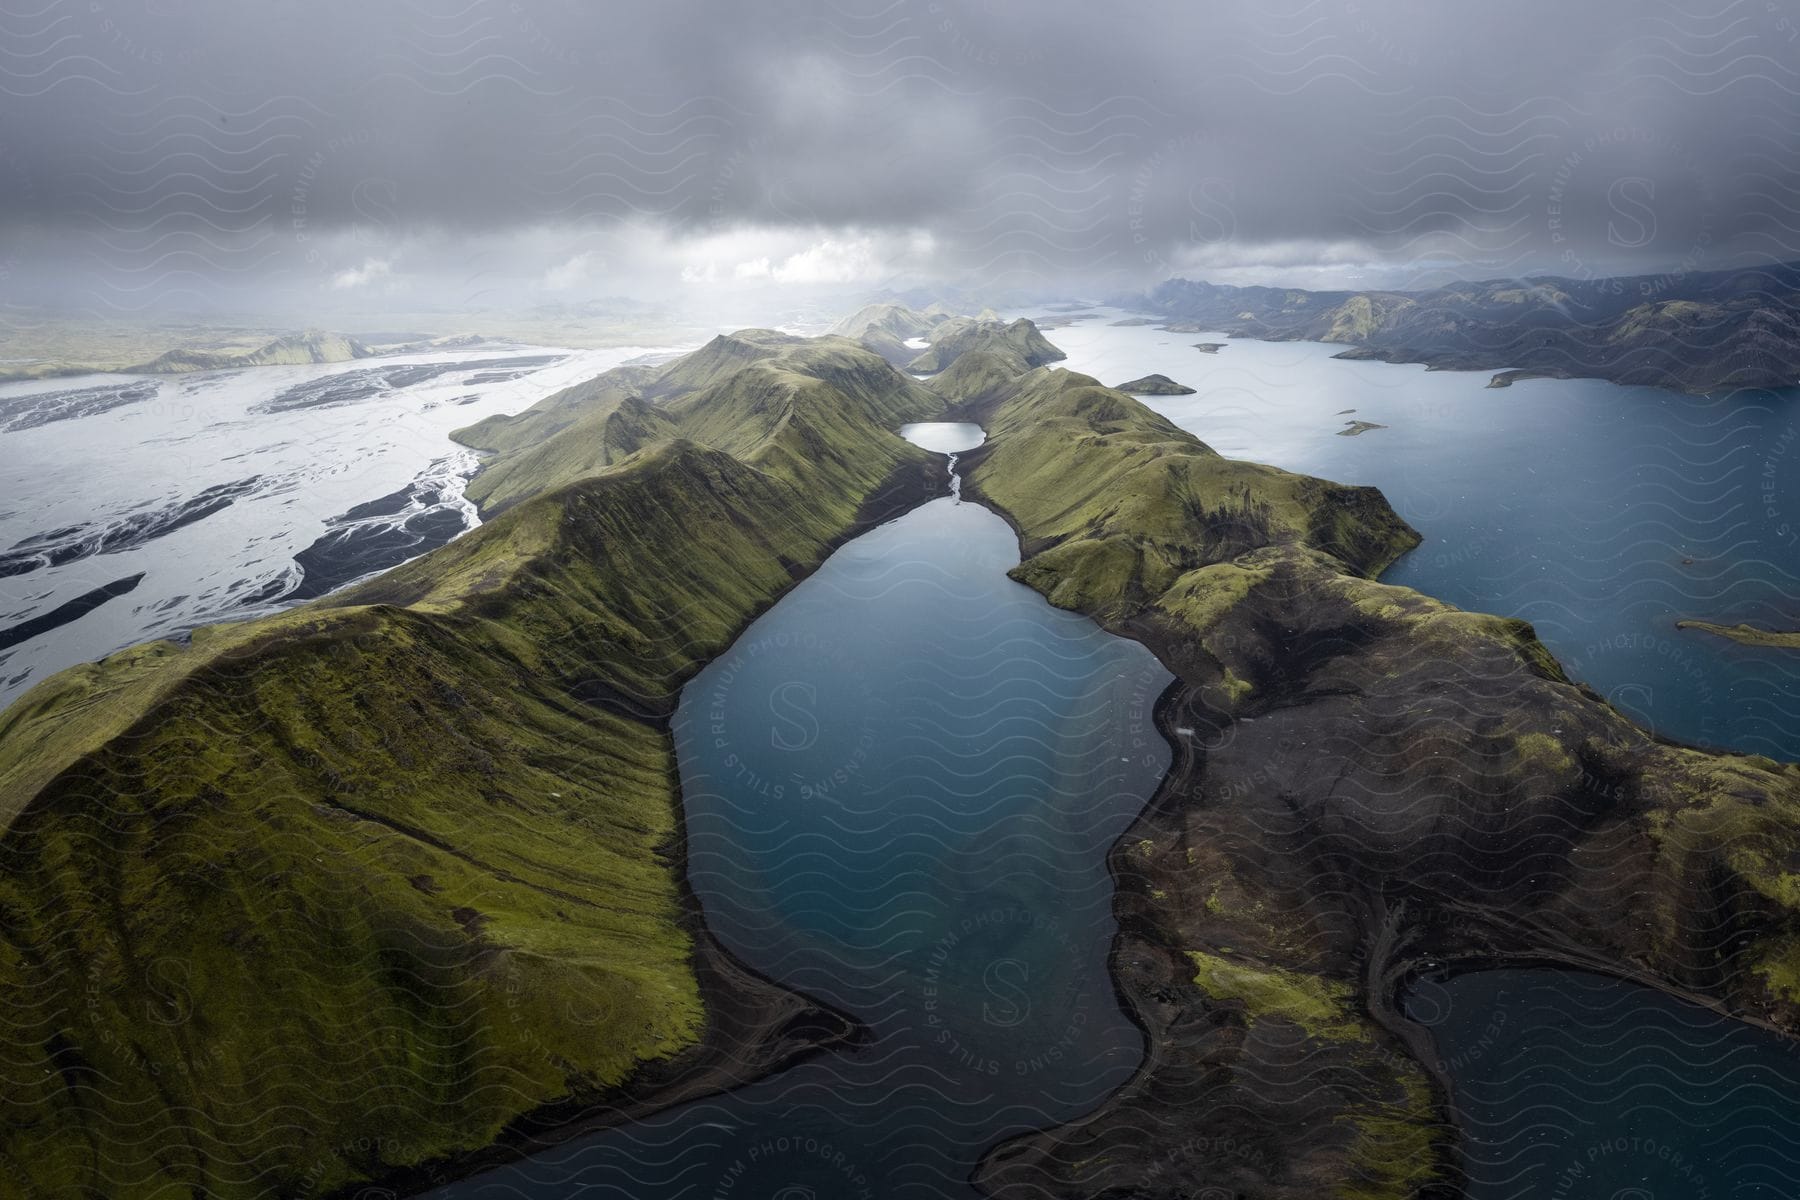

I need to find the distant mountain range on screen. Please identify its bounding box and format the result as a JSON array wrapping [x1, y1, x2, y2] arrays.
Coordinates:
[[0, 327, 526, 383], [1123, 261, 1800, 393], [828, 301, 1064, 376], [125, 329, 374, 374]]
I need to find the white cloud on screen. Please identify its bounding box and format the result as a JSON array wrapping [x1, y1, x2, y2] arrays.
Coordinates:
[[1162, 238, 1442, 290], [689, 236, 891, 287], [542, 250, 598, 291], [330, 257, 392, 290], [770, 236, 878, 284]]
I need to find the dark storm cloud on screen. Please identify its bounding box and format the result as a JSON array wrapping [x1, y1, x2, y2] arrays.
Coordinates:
[[3, 0, 1799, 305]]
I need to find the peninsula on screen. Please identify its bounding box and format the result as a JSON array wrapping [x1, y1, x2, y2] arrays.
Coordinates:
[[1677, 619, 1800, 650]]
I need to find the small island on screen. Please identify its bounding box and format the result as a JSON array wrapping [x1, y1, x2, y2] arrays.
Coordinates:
[[1115, 373, 1197, 394], [1338, 418, 1388, 436], [1487, 367, 1573, 388], [1677, 620, 1800, 649], [1193, 342, 1226, 353]]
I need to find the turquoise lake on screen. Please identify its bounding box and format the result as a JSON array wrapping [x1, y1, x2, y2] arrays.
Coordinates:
[[437, 428, 1172, 1198]]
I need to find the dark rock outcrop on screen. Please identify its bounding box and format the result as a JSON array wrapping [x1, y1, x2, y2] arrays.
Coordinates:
[[958, 359, 1800, 1199]]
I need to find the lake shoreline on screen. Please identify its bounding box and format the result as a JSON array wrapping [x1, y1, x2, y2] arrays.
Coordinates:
[[1034, 306, 1800, 763], [952, 358, 1800, 1197], [1677, 618, 1800, 650], [334, 452, 947, 1200]]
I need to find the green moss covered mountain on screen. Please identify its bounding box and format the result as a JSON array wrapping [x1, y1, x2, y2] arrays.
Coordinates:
[[3, 305, 1798, 1200], [0, 333, 943, 1198]]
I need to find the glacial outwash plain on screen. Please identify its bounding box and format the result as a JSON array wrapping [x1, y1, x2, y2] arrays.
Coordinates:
[[2, 308, 1798, 1199]]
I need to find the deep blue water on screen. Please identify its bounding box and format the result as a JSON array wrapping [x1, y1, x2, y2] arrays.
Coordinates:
[[1046, 314, 1800, 1195], [1407, 969, 1800, 1198], [1045, 312, 1800, 760], [436, 431, 1171, 1199]]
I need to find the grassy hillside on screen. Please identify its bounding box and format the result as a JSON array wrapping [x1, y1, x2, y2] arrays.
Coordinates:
[[666, 338, 944, 496], [962, 367, 1417, 620], [454, 333, 942, 516], [924, 346, 1032, 409], [906, 316, 1066, 374], [454, 363, 663, 455], [827, 301, 937, 340], [0, 335, 943, 1198], [461, 392, 677, 514], [1676, 619, 1800, 650], [826, 303, 946, 367], [0, 595, 698, 1197]]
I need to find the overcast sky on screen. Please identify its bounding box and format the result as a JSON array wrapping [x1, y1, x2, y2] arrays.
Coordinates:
[[3, 0, 1799, 318]]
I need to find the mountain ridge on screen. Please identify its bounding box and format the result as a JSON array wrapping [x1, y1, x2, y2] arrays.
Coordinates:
[[124, 330, 375, 374], [0, 334, 945, 1198], [4, 305, 1799, 1199], [1126, 260, 1800, 392]]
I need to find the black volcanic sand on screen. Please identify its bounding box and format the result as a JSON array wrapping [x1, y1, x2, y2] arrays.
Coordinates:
[[251, 461, 480, 604], [0, 380, 159, 432], [254, 355, 565, 413], [283, 507, 470, 602], [0, 477, 260, 578], [0, 573, 145, 651]]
